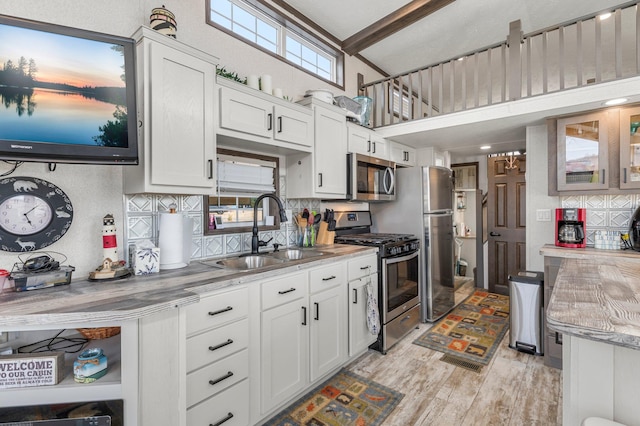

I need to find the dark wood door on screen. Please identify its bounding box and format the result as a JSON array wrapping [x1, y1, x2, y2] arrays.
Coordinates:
[[487, 155, 526, 295]]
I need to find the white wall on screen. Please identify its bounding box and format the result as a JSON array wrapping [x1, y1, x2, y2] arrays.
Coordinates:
[[0, 0, 385, 278], [526, 124, 560, 272]]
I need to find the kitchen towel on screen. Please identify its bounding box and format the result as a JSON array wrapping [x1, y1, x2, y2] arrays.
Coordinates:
[[366, 279, 380, 335], [158, 213, 193, 270]]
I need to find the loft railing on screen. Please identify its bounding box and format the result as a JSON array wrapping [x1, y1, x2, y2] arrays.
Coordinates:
[[361, 1, 640, 128]]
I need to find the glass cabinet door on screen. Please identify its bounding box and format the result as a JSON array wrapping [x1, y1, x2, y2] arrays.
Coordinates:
[[620, 107, 640, 189], [557, 111, 608, 191]]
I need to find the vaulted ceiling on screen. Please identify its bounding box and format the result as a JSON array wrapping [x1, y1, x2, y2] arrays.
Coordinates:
[[280, 0, 634, 155]]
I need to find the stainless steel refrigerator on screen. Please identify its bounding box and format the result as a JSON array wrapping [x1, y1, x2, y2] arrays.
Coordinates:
[[371, 166, 457, 322]]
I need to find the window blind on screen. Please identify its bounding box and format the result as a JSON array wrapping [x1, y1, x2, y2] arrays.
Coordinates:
[[217, 153, 276, 194]]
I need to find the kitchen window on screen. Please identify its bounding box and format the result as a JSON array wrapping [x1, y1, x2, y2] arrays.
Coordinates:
[[205, 149, 281, 235], [206, 0, 343, 87]]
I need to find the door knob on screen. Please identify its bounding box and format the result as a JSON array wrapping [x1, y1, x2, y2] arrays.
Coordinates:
[[489, 231, 501, 237]]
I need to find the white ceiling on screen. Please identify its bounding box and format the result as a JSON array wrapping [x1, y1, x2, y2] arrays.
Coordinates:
[[284, 0, 632, 155]]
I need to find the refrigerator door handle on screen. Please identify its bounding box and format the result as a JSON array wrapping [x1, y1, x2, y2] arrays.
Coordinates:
[[424, 210, 453, 216]]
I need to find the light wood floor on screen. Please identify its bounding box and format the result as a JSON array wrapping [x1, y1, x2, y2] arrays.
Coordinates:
[[346, 324, 563, 425]]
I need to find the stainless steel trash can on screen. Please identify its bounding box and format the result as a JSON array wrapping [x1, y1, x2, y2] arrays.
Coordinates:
[[508, 271, 544, 355]]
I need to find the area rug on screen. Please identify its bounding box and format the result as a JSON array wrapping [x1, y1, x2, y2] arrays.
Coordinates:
[[264, 368, 404, 426], [413, 290, 510, 371]]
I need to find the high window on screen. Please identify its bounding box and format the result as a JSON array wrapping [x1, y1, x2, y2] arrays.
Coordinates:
[[207, 0, 343, 87]]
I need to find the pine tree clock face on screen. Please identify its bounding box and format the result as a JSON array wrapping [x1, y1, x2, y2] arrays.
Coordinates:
[[0, 177, 73, 252]]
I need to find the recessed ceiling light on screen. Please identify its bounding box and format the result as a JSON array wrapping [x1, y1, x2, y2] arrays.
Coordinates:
[[604, 98, 628, 106], [599, 12, 612, 20], [457, 57, 464, 61], [480, 145, 491, 150]]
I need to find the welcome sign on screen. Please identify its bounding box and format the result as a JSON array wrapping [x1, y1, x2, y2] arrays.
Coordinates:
[[0, 352, 65, 389]]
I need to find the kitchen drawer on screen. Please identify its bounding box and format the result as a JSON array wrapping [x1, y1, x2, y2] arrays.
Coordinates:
[[262, 272, 307, 310], [187, 318, 249, 373], [309, 263, 346, 294], [187, 379, 249, 426], [187, 348, 249, 407], [347, 254, 378, 281], [185, 286, 248, 335]]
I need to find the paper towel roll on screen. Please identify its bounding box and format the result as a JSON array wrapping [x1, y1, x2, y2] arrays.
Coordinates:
[[158, 213, 192, 270]]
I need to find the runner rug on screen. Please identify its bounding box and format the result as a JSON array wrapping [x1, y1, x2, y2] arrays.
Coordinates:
[[264, 368, 404, 426], [413, 290, 510, 372]]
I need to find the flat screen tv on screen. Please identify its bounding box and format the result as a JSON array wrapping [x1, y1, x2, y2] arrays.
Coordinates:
[[0, 15, 138, 165]]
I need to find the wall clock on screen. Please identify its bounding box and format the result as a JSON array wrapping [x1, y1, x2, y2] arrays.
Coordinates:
[[0, 177, 73, 252]]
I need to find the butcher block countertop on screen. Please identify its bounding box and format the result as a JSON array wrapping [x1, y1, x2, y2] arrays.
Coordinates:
[[0, 245, 376, 328], [541, 244, 640, 350]]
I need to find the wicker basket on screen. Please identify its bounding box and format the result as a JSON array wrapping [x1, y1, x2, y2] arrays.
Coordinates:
[[76, 327, 121, 340]]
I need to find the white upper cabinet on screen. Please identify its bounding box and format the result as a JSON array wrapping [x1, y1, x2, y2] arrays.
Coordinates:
[[389, 141, 417, 167], [216, 77, 313, 153], [347, 122, 388, 160], [286, 98, 348, 199], [124, 27, 218, 195]]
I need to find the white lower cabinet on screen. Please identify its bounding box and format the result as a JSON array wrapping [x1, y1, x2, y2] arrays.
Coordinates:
[[259, 263, 348, 416], [184, 286, 250, 426], [347, 254, 379, 357]]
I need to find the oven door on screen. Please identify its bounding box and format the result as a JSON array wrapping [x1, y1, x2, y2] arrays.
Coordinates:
[[381, 250, 420, 324], [347, 153, 396, 201]]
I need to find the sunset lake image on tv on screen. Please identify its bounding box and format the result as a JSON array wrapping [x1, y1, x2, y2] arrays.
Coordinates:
[[0, 22, 129, 148]]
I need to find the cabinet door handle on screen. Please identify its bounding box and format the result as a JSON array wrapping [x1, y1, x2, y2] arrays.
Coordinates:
[[278, 287, 296, 295], [353, 288, 358, 304], [624, 167, 628, 184], [267, 113, 273, 131], [318, 173, 323, 187], [555, 332, 563, 345], [208, 306, 233, 316], [208, 339, 233, 352], [404, 151, 409, 161], [277, 116, 283, 133], [602, 168, 606, 184], [367, 140, 371, 152], [302, 306, 307, 325], [322, 275, 336, 281], [208, 159, 213, 179], [314, 302, 319, 320], [209, 371, 234, 386], [372, 141, 376, 153], [210, 412, 234, 426]]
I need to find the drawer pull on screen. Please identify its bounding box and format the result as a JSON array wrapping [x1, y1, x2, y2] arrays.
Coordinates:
[[360, 265, 371, 270], [208, 339, 234, 352], [208, 306, 233, 316], [400, 314, 413, 323], [314, 302, 319, 320], [210, 412, 234, 426], [278, 287, 296, 295], [209, 371, 234, 386], [322, 275, 336, 281], [353, 288, 358, 304]]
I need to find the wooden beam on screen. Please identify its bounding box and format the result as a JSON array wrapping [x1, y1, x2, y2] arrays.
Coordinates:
[[341, 0, 455, 55]]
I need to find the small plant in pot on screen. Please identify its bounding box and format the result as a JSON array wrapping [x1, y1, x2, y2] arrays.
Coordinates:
[[216, 66, 246, 84]]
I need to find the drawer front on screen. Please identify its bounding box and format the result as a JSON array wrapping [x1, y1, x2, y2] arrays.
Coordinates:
[[347, 254, 378, 281], [262, 272, 307, 310], [186, 286, 248, 335], [187, 348, 249, 407], [309, 263, 346, 294], [187, 379, 250, 426], [187, 318, 249, 373]]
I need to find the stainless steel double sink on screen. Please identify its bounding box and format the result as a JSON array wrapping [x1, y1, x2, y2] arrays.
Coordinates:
[[200, 248, 329, 271]]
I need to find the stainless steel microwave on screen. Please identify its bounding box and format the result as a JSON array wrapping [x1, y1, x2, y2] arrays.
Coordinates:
[[347, 153, 396, 201]]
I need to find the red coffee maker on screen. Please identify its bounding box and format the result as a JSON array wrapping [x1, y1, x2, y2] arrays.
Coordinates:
[[555, 208, 586, 248]]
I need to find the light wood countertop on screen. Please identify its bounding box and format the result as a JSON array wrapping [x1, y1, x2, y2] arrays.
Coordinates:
[[0, 245, 376, 328], [542, 244, 640, 350]]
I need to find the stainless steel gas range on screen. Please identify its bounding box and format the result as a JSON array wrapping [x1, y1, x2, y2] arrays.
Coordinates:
[[334, 211, 421, 354]]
